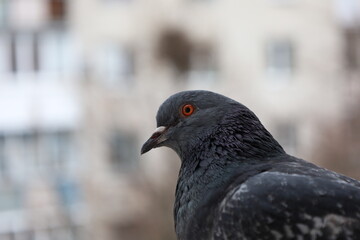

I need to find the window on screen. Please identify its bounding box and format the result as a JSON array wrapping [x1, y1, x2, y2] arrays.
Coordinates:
[[0, 183, 22, 210], [0, 131, 75, 181], [274, 122, 297, 154], [15, 33, 39, 73], [108, 131, 138, 172], [0, 30, 76, 76], [48, 0, 67, 22], [0, 135, 7, 178], [21, 132, 39, 168], [0, 0, 7, 28], [38, 30, 75, 75], [0, 34, 10, 73], [97, 44, 135, 88], [0, 133, 36, 183], [158, 29, 192, 75], [46, 131, 74, 171], [7, 32, 39, 74], [266, 39, 295, 78], [55, 178, 80, 207], [344, 28, 360, 71]]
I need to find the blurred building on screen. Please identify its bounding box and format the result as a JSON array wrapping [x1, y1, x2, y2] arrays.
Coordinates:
[[0, 0, 85, 239], [0, 0, 360, 240], [72, 0, 360, 240]]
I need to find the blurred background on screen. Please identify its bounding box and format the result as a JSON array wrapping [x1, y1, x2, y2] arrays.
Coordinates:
[[0, 0, 360, 239]]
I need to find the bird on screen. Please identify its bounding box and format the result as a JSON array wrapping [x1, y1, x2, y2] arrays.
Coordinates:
[[141, 90, 360, 240]]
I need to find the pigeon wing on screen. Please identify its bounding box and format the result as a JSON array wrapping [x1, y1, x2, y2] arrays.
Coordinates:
[[212, 171, 360, 240]]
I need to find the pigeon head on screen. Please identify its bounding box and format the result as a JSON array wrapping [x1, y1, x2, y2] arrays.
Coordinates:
[[141, 91, 235, 155], [141, 90, 284, 159]]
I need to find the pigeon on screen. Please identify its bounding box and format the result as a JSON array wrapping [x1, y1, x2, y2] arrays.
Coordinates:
[[141, 90, 360, 240]]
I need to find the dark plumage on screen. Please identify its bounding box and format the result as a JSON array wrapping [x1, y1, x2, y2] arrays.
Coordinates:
[[141, 90, 360, 240]]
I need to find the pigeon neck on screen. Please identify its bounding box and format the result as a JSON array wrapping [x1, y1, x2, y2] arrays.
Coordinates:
[[178, 128, 285, 165], [214, 111, 285, 159], [174, 106, 286, 165]]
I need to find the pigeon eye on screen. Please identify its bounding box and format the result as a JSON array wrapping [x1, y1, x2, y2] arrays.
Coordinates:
[[181, 104, 195, 117]]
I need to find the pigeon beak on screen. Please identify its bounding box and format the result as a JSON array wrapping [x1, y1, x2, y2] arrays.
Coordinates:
[[141, 126, 168, 155]]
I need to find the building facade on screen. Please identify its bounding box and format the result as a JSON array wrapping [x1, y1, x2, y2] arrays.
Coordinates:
[[0, 0, 359, 240]]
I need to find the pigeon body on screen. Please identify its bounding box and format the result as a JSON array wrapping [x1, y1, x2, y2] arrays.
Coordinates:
[[141, 90, 360, 240]]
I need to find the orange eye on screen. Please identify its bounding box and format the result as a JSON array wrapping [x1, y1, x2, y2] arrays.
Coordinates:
[[181, 104, 195, 117]]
